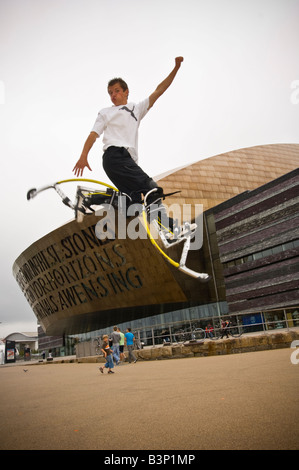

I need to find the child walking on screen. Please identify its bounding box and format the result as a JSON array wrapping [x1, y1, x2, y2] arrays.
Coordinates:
[[99, 335, 115, 374]]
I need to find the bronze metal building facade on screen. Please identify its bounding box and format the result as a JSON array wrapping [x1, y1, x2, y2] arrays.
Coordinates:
[[13, 144, 299, 341]]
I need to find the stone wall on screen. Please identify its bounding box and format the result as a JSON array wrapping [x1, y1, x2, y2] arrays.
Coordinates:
[[133, 330, 299, 360], [75, 329, 299, 363]]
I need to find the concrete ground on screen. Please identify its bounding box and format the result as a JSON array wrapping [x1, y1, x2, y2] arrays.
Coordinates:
[[0, 348, 298, 450]]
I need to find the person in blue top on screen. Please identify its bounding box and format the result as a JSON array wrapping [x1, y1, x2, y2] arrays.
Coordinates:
[[125, 328, 138, 363]]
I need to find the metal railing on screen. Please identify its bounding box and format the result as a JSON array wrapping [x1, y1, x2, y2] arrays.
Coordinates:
[[132, 309, 299, 348]]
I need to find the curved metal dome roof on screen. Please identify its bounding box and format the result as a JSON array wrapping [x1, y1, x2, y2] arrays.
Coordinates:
[[157, 144, 299, 211]]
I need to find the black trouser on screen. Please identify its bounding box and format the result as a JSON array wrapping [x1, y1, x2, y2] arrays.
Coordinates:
[[220, 329, 229, 339], [103, 146, 158, 203], [103, 146, 174, 230]]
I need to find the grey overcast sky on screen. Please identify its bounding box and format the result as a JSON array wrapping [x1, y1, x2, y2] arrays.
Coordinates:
[[0, 0, 298, 337]]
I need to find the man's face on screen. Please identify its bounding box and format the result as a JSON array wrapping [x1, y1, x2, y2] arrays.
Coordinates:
[[108, 83, 128, 106]]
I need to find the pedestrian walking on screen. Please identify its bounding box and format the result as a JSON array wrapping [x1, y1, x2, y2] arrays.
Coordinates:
[[117, 327, 126, 362], [99, 335, 115, 374], [220, 320, 230, 339], [110, 326, 121, 364], [125, 328, 137, 363]]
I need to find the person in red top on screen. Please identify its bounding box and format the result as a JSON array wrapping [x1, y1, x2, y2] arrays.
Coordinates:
[[205, 324, 214, 338]]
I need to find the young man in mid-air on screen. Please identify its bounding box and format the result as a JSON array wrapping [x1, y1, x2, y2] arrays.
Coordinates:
[[73, 57, 188, 234]]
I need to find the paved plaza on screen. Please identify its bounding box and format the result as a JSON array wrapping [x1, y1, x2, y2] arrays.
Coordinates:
[[0, 348, 298, 450]]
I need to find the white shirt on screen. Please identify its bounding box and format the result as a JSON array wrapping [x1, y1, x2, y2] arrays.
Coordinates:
[[91, 98, 149, 163]]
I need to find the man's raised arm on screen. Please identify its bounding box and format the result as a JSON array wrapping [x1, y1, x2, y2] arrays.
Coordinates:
[[148, 56, 184, 109]]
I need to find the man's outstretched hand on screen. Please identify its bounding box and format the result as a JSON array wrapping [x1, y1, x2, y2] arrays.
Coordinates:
[[72, 157, 92, 177], [72, 132, 97, 176]]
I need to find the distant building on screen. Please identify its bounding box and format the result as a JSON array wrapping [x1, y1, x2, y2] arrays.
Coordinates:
[[37, 326, 76, 358], [3, 332, 38, 351], [3, 332, 38, 361]]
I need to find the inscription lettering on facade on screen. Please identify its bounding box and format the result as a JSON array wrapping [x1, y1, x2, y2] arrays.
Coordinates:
[[15, 225, 143, 324]]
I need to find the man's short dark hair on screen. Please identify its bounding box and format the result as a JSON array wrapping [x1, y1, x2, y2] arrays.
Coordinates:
[[108, 78, 128, 91]]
